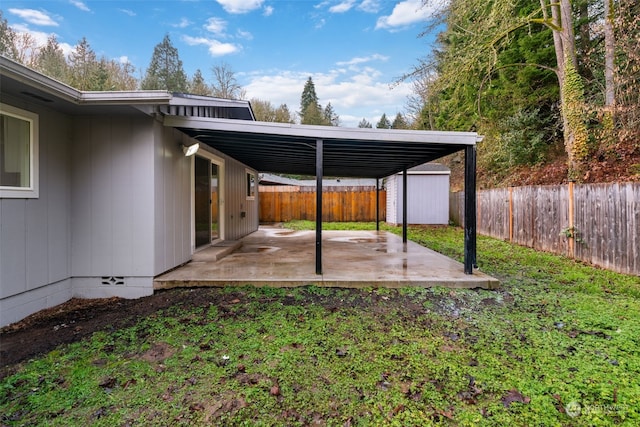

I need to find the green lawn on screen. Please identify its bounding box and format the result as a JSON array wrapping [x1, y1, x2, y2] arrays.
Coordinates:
[[1, 223, 638, 426]]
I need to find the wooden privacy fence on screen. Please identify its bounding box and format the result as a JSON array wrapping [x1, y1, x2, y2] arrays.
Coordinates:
[[450, 182, 640, 276], [260, 186, 386, 222]]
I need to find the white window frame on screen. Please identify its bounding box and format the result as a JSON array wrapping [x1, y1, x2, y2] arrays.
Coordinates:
[[0, 103, 39, 198], [246, 169, 256, 200]]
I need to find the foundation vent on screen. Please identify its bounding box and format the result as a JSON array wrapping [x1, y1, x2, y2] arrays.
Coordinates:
[[101, 276, 125, 286]]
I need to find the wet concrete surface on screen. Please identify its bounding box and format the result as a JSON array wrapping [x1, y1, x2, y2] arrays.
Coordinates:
[[154, 226, 499, 290]]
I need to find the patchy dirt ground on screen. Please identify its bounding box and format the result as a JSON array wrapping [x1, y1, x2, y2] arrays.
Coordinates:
[[0, 290, 193, 378], [0, 287, 509, 382]]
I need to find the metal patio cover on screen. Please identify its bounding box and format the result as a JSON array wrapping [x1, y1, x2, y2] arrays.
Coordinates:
[[163, 115, 480, 276], [163, 116, 481, 179]]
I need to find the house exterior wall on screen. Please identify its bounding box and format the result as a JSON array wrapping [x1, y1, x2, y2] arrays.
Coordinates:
[[0, 95, 73, 326], [153, 125, 192, 275], [70, 113, 156, 299], [223, 158, 259, 240], [386, 173, 450, 225]]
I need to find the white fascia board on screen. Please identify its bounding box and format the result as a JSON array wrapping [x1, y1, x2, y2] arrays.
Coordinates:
[[77, 91, 172, 105], [163, 116, 480, 146]]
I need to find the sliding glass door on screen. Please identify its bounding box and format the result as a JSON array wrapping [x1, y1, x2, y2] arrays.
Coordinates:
[[194, 155, 223, 248]]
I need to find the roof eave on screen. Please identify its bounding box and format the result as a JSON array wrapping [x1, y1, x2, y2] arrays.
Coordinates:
[[163, 115, 480, 146]]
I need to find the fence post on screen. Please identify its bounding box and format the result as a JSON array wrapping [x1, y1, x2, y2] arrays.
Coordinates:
[[568, 181, 575, 258], [509, 186, 514, 242]]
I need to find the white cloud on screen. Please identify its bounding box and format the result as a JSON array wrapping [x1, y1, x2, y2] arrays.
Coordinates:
[[8, 8, 58, 26], [118, 56, 130, 64], [10, 23, 73, 57], [205, 17, 227, 35], [243, 68, 411, 127], [237, 29, 253, 40], [69, 0, 90, 12], [174, 18, 192, 28], [357, 0, 381, 13], [315, 18, 326, 29], [215, 0, 264, 14], [182, 35, 239, 56], [263, 6, 274, 16], [336, 54, 388, 66], [375, 0, 439, 30], [329, 1, 356, 13], [118, 9, 136, 17]]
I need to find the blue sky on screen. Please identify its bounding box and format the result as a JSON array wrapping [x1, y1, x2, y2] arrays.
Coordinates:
[[3, 0, 442, 127]]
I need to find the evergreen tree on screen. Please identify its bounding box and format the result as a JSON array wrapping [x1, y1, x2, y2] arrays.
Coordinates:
[[68, 37, 99, 90], [391, 113, 409, 129], [141, 34, 188, 92], [323, 102, 340, 126], [358, 118, 373, 128], [189, 69, 213, 96], [376, 113, 391, 129], [91, 57, 110, 91], [301, 102, 326, 125], [300, 77, 322, 124], [35, 35, 69, 82]]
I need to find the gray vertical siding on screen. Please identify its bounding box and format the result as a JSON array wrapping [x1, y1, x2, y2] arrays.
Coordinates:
[[386, 175, 398, 224], [151, 127, 259, 275], [406, 174, 450, 224], [223, 158, 259, 241], [1, 103, 260, 326], [153, 125, 192, 275], [70, 114, 156, 298], [0, 96, 72, 325], [385, 173, 450, 225]]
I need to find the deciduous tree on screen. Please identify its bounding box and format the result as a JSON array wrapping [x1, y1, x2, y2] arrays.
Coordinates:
[[210, 62, 245, 99]]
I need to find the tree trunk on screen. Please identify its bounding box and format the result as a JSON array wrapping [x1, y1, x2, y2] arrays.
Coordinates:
[[541, 0, 586, 179], [604, 0, 615, 107]]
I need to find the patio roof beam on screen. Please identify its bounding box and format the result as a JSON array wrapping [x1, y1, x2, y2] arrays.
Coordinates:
[[316, 139, 323, 275]]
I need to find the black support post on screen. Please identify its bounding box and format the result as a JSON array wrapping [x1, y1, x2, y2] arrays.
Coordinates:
[[402, 169, 407, 243], [375, 178, 380, 231], [464, 145, 477, 274], [315, 139, 323, 275]]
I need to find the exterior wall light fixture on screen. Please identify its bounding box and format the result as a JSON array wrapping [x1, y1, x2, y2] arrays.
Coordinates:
[[182, 143, 200, 156]]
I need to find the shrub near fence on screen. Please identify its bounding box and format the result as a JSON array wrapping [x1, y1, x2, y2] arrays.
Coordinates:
[[450, 182, 640, 276], [259, 186, 386, 223]]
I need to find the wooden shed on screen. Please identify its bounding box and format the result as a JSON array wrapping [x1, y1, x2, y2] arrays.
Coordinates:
[[386, 163, 451, 225]]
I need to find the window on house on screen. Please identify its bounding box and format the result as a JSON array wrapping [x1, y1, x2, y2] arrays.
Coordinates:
[[0, 104, 39, 198], [246, 171, 256, 199]]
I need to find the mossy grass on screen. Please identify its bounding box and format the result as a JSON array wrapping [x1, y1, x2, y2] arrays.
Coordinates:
[[1, 223, 638, 425]]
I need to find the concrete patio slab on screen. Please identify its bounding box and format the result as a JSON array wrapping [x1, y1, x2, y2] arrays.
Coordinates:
[[154, 226, 499, 290]]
